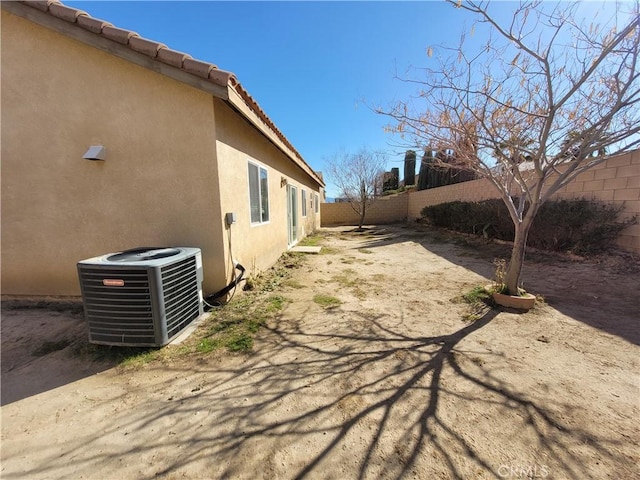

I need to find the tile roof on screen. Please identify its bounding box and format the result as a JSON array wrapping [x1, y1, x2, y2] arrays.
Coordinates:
[[18, 0, 323, 186]]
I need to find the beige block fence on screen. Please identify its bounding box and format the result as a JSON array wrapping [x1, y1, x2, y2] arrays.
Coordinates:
[[321, 150, 640, 253], [321, 194, 409, 227]]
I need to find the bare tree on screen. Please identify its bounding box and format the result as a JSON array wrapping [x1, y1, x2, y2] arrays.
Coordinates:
[[381, 0, 639, 295], [326, 148, 388, 229]]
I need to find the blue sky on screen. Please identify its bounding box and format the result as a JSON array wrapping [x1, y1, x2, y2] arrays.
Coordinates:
[[64, 1, 623, 198]]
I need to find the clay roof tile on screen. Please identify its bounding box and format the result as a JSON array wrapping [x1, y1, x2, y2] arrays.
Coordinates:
[[156, 47, 192, 68], [129, 36, 166, 59], [21, 1, 55, 12], [76, 15, 112, 34], [209, 69, 235, 87], [48, 3, 86, 22], [182, 58, 215, 79], [232, 83, 307, 163], [101, 25, 139, 45]]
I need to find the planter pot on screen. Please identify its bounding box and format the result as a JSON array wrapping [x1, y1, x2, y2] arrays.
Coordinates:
[[485, 285, 536, 311]]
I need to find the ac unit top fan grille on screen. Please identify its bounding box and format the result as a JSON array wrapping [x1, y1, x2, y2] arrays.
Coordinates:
[[107, 248, 181, 263], [77, 247, 203, 347]]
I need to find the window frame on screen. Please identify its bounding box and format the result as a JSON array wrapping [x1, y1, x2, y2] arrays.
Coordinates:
[[247, 160, 270, 225], [301, 189, 307, 217], [314, 193, 320, 213]]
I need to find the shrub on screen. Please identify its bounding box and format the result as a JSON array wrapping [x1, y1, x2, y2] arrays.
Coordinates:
[[420, 198, 636, 255], [421, 199, 514, 239], [535, 199, 635, 255]]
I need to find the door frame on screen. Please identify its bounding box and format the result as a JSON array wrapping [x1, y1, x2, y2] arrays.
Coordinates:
[[286, 184, 298, 246]]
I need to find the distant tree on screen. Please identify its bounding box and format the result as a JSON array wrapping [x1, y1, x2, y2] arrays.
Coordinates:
[[326, 148, 388, 229], [391, 168, 400, 189], [404, 150, 417, 186], [383, 168, 400, 192], [434, 149, 450, 187], [417, 149, 432, 190], [381, 0, 640, 295], [416, 144, 478, 189]]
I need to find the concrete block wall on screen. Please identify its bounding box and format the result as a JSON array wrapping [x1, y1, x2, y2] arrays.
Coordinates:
[[406, 151, 640, 253], [321, 193, 408, 226], [550, 151, 640, 252], [407, 177, 496, 218], [321, 151, 638, 253]]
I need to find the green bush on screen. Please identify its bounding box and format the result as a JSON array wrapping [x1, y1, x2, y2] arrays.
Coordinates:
[[420, 199, 514, 239], [420, 198, 636, 255]]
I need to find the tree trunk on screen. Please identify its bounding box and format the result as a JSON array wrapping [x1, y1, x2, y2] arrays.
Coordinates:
[[359, 203, 366, 229], [504, 215, 535, 295], [358, 181, 366, 229]]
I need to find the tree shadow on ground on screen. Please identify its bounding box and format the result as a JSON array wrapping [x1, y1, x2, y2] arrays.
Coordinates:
[[4, 305, 630, 479], [347, 224, 640, 345], [254, 310, 624, 479], [3, 227, 636, 478]]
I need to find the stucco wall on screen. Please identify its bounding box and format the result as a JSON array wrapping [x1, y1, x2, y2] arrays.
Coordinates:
[[214, 100, 323, 280], [1, 11, 226, 295], [321, 194, 409, 226]]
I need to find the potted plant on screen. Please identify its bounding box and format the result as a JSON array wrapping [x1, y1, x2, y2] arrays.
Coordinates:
[[485, 259, 536, 311]]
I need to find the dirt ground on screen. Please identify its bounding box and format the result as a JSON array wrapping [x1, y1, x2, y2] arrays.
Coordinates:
[[2, 224, 639, 479]]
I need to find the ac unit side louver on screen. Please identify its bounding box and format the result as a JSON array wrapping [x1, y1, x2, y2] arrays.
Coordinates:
[[77, 247, 204, 347]]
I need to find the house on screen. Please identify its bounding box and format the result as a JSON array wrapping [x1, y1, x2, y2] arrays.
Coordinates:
[[1, 1, 325, 297]]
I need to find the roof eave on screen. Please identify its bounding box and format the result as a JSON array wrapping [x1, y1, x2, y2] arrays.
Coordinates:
[[3, 1, 231, 99], [226, 84, 325, 187], [5, 0, 325, 188]]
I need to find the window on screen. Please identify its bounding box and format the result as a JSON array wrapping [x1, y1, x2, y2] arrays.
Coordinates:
[[301, 190, 307, 217], [248, 161, 269, 224], [314, 193, 320, 213]]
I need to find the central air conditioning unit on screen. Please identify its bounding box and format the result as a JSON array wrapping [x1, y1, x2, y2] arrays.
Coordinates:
[[77, 247, 204, 347]]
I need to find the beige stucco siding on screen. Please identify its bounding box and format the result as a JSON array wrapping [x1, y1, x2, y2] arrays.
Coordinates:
[[214, 99, 322, 279], [1, 11, 226, 295]]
